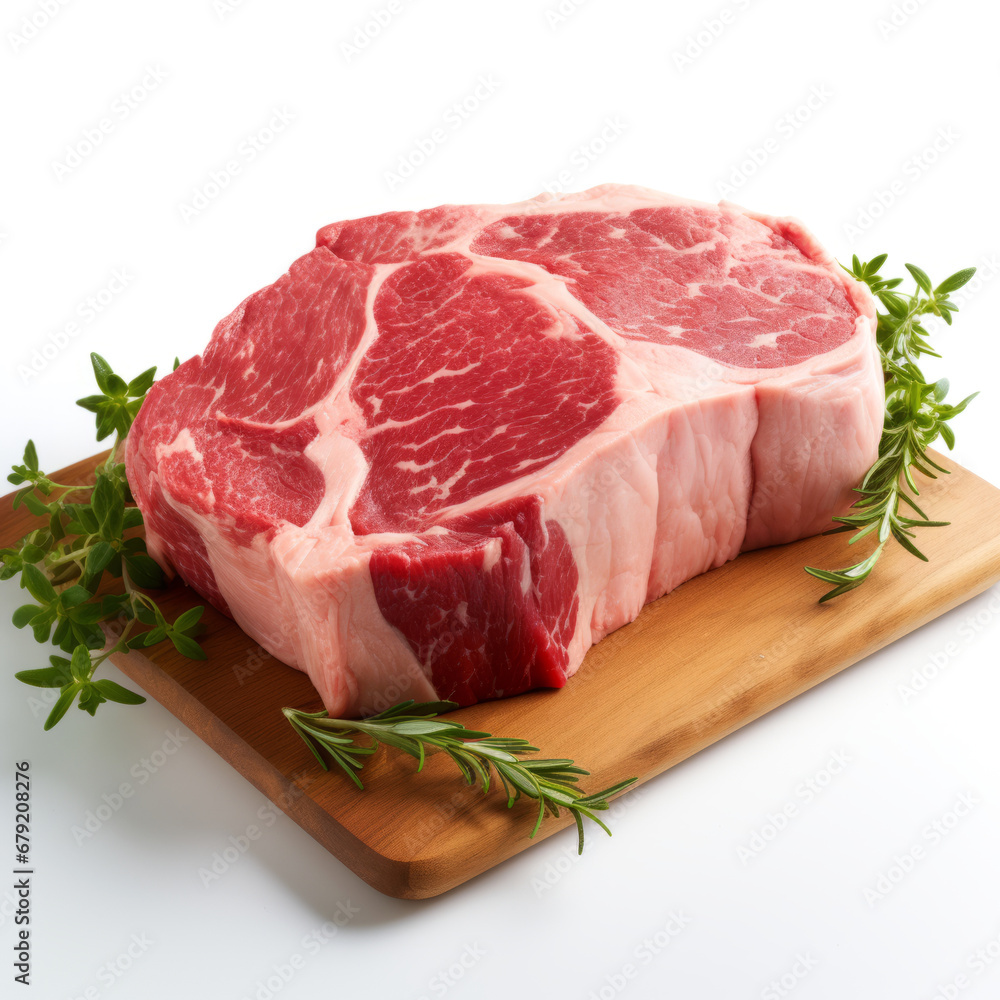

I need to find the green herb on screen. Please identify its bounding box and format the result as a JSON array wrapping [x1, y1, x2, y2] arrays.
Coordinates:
[[284, 700, 637, 852], [6, 353, 632, 853], [3, 353, 205, 729], [805, 256, 978, 602]]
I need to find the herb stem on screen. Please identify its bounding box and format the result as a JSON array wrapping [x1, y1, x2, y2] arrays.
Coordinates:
[[283, 701, 637, 853], [46, 544, 98, 568], [805, 256, 977, 601], [6, 353, 206, 729]]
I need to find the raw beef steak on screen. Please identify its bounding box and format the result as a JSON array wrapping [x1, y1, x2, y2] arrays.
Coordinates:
[[126, 185, 884, 716]]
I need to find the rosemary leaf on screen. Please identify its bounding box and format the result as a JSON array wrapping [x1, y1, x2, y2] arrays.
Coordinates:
[[283, 700, 637, 852]]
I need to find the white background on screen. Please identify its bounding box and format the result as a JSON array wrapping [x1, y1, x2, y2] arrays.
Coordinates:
[[2, 1, 999, 997]]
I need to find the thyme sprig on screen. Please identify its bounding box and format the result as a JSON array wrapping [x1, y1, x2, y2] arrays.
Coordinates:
[[4, 353, 205, 729], [6, 354, 633, 852], [284, 700, 637, 852], [805, 256, 977, 602]]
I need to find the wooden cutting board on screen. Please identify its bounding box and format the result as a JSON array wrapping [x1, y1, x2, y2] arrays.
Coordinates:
[[3, 451, 999, 898]]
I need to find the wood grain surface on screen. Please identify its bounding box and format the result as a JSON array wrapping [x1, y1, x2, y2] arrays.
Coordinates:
[[3, 451, 999, 898]]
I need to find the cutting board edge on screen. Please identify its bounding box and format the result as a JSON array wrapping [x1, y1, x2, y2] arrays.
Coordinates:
[[384, 559, 1000, 898], [106, 644, 411, 896], [5, 450, 1000, 899]]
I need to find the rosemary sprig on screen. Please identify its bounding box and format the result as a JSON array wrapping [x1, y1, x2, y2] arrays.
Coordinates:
[[4, 353, 205, 729], [284, 700, 637, 852], [805, 256, 977, 602]]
